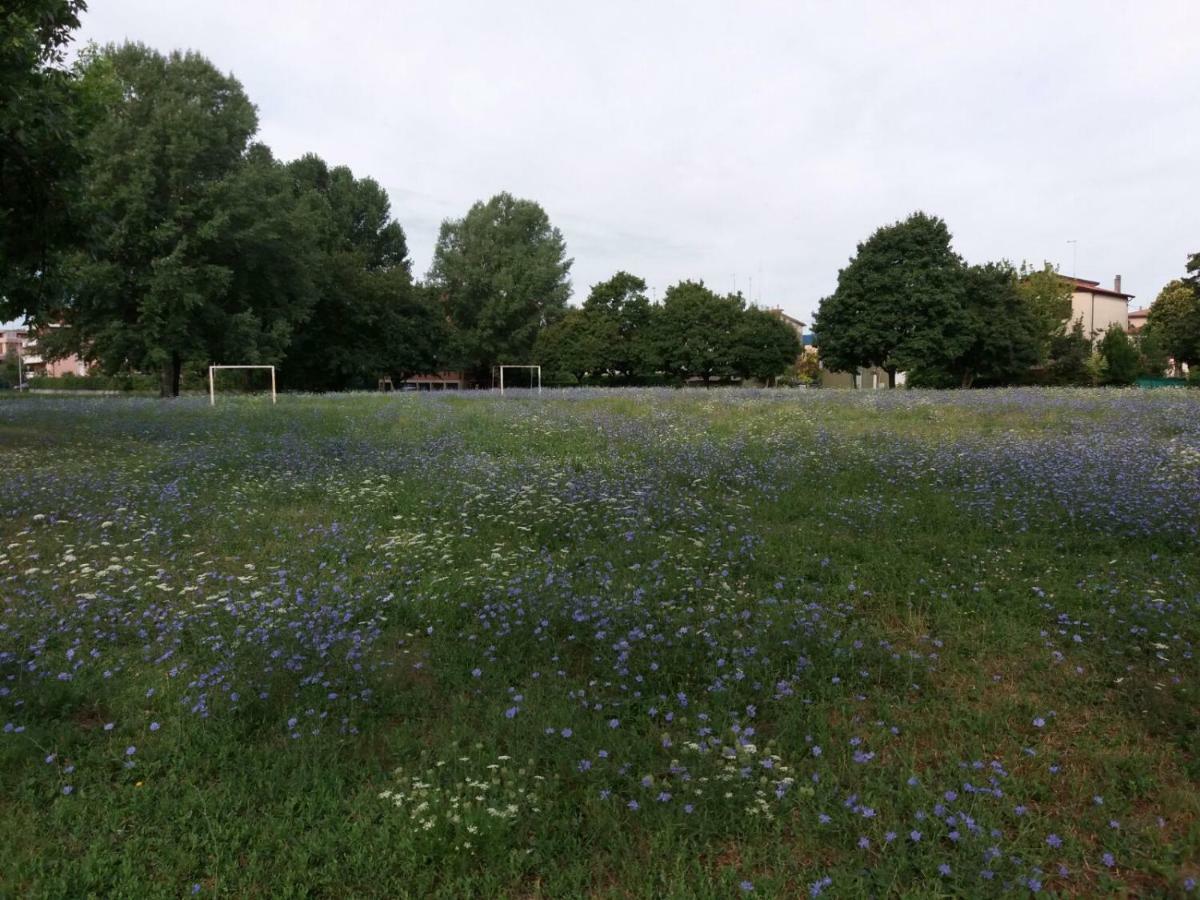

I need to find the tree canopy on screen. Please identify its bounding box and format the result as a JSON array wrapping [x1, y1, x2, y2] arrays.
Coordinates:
[[1145, 278, 1200, 371], [0, 0, 88, 315], [814, 212, 968, 387], [429, 192, 572, 377], [42, 43, 324, 396]]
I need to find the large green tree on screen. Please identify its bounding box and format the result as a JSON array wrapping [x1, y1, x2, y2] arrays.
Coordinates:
[[814, 212, 968, 387], [582, 271, 653, 378], [0, 0, 87, 315], [1145, 278, 1200, 372], [533, 307, 616, 384], [429, 192, 572, 377], [909, 262, 1041, 388], [652, 281, 745, 382], [44, 44, 323, 396], [280, 155, 444, 390], [731, 308, 802, 383], [1015, 262, 1074, 362]]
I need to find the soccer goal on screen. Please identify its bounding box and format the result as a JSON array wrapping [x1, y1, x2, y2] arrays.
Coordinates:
[[491, 364, 541, 395], [208, 365, 277, 406]]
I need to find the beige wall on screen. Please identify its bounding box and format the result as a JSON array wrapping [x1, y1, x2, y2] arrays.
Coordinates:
[[1069, 290, 1128, 341]]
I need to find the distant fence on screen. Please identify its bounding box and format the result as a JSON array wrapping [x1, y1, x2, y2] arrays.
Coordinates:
[[1135, 377, 1188, 389]]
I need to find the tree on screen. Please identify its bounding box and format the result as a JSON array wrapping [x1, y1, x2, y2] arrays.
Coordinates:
[[42, 44, 324, 397], [1145, 279, 1200, 373], [813, 212, 968, 388], [0, 0, 87, 317], [1097, 326, 1140, 385], [1016, 262, 1074, 362], [1046, 320, 1092, 386], [909, 262, 1041, 388], [533, 308, 616, 384], [583, 271, 653, 378], [731, 308, 801, 383], [652, 281, 744, 382], [280, 155, 444, 390], [429, 192, 572, 378]]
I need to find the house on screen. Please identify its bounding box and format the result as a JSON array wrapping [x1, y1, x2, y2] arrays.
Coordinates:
[[1, 325, 90, 380], [1127, 308, 1149, 334], [1060, 275, 1133, 341], [767, 308, 806, 340], [401, 371, 465, 391]]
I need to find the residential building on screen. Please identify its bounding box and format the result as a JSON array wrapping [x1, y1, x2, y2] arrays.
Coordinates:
[[1127, 308, 1149, 334], [1061, 276, 1133, 341], [0, 325, 89, 378]]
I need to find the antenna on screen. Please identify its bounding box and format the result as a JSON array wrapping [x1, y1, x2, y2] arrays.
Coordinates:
[[1066, 239, 1078, 279]]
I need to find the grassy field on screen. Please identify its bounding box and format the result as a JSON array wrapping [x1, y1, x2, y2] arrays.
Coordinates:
[[1, 388, 1197, 898]]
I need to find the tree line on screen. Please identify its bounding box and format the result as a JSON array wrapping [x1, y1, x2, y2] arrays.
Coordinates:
[[1, 5, 798, 395], [815, 212, 1200, 388]]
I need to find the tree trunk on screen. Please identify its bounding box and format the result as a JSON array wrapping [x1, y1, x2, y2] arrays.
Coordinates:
[[171, 352, 182, 397], [159, 362, 173, 398], [961, 371, 975, 389], [887, 367, 897, 389], [161, 353, 182, 398]]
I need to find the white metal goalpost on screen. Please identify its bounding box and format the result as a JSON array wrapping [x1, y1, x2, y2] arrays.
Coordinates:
[[209, 365, 277, 406], [492, 365, 541, 396]]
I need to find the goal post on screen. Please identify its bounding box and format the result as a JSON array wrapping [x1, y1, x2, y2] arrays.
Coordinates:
[[492, 364, 541, 396], [208, 365, 277, 406]]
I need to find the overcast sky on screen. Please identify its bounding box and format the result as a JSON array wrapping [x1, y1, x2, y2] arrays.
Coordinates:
[[67, 0, 1200, 325]]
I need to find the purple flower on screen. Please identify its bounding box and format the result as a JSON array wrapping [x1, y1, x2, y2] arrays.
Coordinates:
[[739, 881, 754, 892], [1101, 853, 1115, 868], [149, 722, 160, 732], [62, 785, 73, 795], [857, 836, 870, 849], [910, 830, 922, 842], [125, 745, 136, 756], [1033, 717, 1046, 728], [938, 863, 951, 876], [1046, 834, 1062, 848], [504, 706, 519, 719], [608, 718, 620, 729]]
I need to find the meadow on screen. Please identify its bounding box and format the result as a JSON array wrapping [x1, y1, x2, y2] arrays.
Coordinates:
[[1, 388, 1197, 898]]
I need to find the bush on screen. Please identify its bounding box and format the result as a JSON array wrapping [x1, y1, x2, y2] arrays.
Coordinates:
[[1098, 328, 1140, 385]]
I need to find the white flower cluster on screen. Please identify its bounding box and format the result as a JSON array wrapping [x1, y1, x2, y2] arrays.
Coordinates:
[[378, 753, 549, 852]]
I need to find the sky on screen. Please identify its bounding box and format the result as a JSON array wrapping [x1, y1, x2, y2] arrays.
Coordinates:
[[47, 0, 1200, 326]]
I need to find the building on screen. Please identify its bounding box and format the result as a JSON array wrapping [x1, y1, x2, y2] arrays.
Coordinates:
[[1061, 276, 1133, 341], [767, 308, 806, 339], [0, 325, 89, 379], [401, 371, 465, 390], [1127, 308, 1149, 334]]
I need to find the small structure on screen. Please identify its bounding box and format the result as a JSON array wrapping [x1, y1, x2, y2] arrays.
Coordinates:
[[402, 371, 465, 391], [1127, 308, 1149, 334], [1060, 275, 1133, 341]]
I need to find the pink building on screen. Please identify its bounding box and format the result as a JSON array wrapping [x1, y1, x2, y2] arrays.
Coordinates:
[[1, 326, 89, 379]]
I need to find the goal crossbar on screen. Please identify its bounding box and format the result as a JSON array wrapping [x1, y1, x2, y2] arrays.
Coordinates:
[[493, 364, 541, 396], [209, 365, 277, 405]]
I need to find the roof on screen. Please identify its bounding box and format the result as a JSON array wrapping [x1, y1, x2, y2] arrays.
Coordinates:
[[1057, 275, 1134, 300], [1128, 308, 1150, 319], [766, 307, 807, 329]]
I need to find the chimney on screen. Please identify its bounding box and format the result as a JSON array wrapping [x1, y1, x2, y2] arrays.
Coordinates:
[[1114, 274, 1122, 293]]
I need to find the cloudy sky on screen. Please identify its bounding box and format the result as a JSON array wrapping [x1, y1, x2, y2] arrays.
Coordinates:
[[71, 0, 1199, 324]]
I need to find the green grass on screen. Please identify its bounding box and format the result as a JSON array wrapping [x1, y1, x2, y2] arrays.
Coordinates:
[[1, 388, 1197, 897]]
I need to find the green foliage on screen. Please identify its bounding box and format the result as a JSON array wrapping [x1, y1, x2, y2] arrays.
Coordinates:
[[1135, 327, 1170, 377], [583, 271, 654, 378], [534, 308, 617, 383], [1097, 327, 1140, 385], [279, 155, 444, 391], [909, 262, 1041, 388], [651, 281, 744, 381], [1045, 320, 1093, 385], [42, 44, 323, 396], [1145, 279, 1200, 370], [814, 212, 968, 386], [429, 192, 572, 377], [1016, 262, 1074, 361], [731, 308, 801, 383], [0, 0, 87, 316]]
